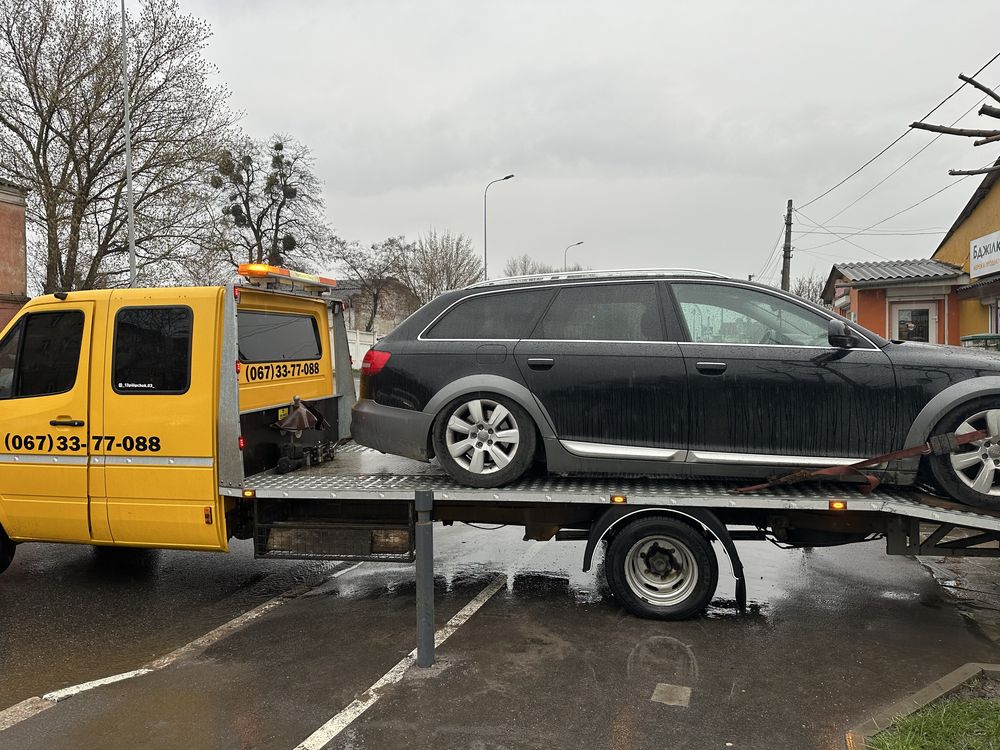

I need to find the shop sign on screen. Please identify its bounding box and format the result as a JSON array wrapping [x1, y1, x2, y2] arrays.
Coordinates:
[[971, 229, 1000, 279]]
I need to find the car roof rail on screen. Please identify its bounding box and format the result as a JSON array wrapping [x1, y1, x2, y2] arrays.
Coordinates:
[[465, 268, 726, 289]]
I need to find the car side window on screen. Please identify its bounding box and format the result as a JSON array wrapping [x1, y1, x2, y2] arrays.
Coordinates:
[[532, 283, 664, 341], [0, 311, 85, 399], [672, 283, 830, 346], [424, 289, 553, 339], [113, 307, 193, 394]]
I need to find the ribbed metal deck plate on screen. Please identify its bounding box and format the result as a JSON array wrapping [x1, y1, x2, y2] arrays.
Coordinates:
[[241, 446, 1000, 531]]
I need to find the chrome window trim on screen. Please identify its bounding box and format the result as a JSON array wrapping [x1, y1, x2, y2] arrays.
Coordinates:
[[417, 279, 661, 342], [676, 341, 882, 352], [669, 279, 881, 350]]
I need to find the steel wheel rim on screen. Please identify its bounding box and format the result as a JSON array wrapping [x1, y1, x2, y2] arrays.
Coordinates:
[[950, 409, 1000, 496], [444, 398, 520, 475], [623, 535, 699, 607]]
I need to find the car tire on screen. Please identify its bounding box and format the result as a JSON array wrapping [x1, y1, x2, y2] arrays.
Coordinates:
[[928, 397, 1000, 509], [432, 393, 536, 488], [605, 515, 718, 620], [0, 525, 15, 576]]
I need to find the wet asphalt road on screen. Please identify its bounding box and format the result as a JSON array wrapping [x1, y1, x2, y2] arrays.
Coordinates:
[[1, 525, 998, 750]]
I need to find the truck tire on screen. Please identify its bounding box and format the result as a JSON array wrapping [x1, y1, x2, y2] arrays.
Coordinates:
[[928, 397, 1000, 509], [605, 516, 718, 620], [0, 525, 15, 576], [432, 393, 536, 488]]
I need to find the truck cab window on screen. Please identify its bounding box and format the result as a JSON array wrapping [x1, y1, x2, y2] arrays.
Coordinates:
[[0, 312, 85, 399], [113, 307, 193, 394], [237, 310, 322, 362]]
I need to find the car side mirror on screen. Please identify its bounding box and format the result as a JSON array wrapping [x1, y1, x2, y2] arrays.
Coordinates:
[[828, 319, 858, 349]]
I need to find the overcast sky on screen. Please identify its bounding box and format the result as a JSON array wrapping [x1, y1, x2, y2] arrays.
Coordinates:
[[185, 0, 1000, 284]]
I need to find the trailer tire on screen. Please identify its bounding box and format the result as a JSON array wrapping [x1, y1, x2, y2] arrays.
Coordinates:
[[432, 393, 536, 488], [605, 516, 717, 620], [928, 397, 1000, 509], [0, 525, 15, 576]]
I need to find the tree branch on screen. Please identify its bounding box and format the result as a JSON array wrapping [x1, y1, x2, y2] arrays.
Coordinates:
[[910, 121, 1000, 138], [960, 73, 1000, 105], [948, 165, 1000, 176], [980, 104, 1000, 120]]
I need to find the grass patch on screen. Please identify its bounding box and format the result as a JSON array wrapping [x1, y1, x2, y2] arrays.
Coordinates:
[[868, 697, 1000, 750]]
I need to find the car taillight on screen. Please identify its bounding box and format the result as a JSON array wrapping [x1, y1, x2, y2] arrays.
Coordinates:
[[361, 349, 391, 376]]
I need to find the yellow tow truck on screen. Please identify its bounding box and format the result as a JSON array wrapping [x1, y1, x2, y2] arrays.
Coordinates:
[[0, 264, 354, 572]]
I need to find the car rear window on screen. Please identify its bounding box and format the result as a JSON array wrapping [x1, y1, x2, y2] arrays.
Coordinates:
[[424, 289, 553, 339], [238, 310, 322, 362], [531, 283, 664, 341]]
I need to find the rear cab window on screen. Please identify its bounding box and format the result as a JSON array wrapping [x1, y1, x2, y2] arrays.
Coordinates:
[[113, 307, 193, 394]]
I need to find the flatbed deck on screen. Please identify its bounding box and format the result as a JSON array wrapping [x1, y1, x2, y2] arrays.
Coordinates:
[[244, 444, 1000, 533]]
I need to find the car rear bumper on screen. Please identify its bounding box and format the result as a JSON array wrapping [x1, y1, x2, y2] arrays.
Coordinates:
[[350, 399, 434, 461]]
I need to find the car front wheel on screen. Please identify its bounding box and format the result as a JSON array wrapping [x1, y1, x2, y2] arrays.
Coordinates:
[[928, 397, 1000, 509], [0, 525, 15, 576], [432, 394, 536, 488]]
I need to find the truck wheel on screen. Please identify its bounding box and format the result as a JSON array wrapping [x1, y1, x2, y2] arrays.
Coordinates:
[[0, 526, 15, 576], [432, 394, 536, 488], [605, 516, 718, 620], [928, 397, 1000, 509]]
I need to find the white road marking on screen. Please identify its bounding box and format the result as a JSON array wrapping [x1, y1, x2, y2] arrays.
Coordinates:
[[294, 575, 507, 750], [0, 561, 363, 733], [294, 542, 545, 750]]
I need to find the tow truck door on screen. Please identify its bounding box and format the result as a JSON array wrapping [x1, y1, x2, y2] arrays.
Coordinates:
[[0, 302, 94, 541], [99, 289, 225, 550]]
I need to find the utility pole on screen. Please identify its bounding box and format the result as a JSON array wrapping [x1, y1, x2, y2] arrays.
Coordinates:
[[120, 0, 137, 287], [780, 199, 793, 291]]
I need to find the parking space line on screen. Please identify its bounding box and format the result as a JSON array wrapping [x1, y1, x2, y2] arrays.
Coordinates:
[[295, 542, 545, 750], [0, 561, 363, 734], [294, 574, 507, 750]]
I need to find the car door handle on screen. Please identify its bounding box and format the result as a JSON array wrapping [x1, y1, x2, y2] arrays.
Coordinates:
[[527, 357, 555, 371], [695, 361, 727, 374], [49, 419, 85, 427]]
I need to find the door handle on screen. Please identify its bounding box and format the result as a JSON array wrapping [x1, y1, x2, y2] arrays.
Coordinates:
[[50, 419, 85, 427], [695, 361, 727, 374], [527, 357, 555, 371]]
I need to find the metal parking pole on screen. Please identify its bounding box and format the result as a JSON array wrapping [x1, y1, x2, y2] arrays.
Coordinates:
[[415, 489, 434, 667]]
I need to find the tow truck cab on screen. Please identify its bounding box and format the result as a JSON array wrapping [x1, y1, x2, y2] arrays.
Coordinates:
[[0, 265, 350, 558]]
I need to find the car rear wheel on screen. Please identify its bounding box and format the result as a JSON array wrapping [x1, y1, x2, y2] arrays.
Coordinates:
[[928, 397, 1000, 509], [432, 394, 536, 488], [605, 516, 718, 620], [0, 525, 15, 576]]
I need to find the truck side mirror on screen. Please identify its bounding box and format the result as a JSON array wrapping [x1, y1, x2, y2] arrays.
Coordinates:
[[828, 319, 858, 349]]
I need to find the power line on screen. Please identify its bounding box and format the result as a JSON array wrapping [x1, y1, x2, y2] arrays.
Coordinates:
[[756, 222, 787, 279], [793, 208, 893, 260], [793, 230, 945, 236], [795, 174, 974, 252], [797, 49, 1000, 211]]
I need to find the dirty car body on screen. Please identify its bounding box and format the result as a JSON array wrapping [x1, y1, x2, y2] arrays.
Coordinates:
[[351, 270, 1000, 506]]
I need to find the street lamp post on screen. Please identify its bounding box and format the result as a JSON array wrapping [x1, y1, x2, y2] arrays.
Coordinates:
[[563, 241, 583, 271], [483, 174, 514, 280]]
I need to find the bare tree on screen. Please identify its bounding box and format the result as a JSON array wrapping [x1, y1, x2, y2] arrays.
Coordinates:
[[335, 237, 410, 332], [791, 271, 826, 305], [208, 136, 330, 269], [501, 254, 585, 277], [0, 0, 235, 292], [910, 73, 1000, 175], [398, 230, 482, 305]]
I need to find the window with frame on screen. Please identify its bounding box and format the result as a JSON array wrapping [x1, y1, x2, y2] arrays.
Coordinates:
[[531, 283, 664, 341], [672, 283, 830, 346], [113, 307, 193, 394], [238, 310, 322, 362], [424, 289, 553, 339], [0, 311, 85, 399]]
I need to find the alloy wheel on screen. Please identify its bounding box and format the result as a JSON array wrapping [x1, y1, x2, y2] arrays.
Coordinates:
[[950, 409, 1000, 496], [444, 398, 521, 475]]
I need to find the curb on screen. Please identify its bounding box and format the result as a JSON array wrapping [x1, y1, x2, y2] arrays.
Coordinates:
[[844, 662, 1000, 749]]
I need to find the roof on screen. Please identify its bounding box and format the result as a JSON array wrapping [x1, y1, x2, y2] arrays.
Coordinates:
[[0, 177, 26, 193], [934, 156, 1000, 255], [821, 259, 964, 302]]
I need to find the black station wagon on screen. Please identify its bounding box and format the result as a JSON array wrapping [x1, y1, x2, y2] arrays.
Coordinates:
[[351, 269, 1000, 509]]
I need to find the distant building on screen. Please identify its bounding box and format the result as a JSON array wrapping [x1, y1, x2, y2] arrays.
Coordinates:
[[821, 259, 965, 344], [335, 278, 419, 337], [0, 179, 28, 330]]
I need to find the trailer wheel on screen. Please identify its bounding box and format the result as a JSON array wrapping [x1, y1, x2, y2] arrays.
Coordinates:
[[605, 516, 718, 620], [928, 397, 1000, 509], [0, 525, 15, 576], [432, 393, 536, 488]]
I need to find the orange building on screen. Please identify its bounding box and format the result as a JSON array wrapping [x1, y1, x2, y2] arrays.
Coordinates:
[[821, 259, 965, 344], [0, 179, 28, 329]]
